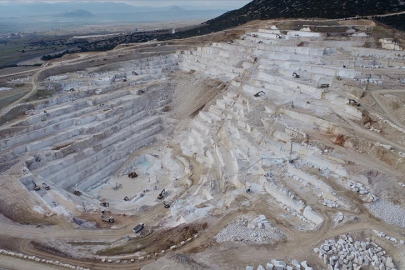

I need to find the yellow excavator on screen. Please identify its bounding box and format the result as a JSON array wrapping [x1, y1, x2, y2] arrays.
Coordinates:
[[157, 189, 165, 200]]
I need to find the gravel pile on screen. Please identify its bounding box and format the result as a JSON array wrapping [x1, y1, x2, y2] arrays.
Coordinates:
[[366, 200, 405, 228], [216, 215, 284, 244]]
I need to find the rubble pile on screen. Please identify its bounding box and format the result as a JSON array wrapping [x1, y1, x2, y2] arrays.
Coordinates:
[[48, 75, 69, 81], [247, 259, 313, 270], [216, 215, 284, 244], [0, 87, 13, 92], [333, 212, 344, 224], [348, 182, 378, 202], [372, 230, 405, 245], [314, 234, 396, 270]]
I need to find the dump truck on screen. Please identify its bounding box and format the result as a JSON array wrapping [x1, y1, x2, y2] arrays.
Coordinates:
[[133, 223, 144, 233], [101, 215, 114, 223]]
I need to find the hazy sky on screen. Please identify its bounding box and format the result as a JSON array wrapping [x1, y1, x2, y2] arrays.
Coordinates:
[[0, 0, 251, 9]]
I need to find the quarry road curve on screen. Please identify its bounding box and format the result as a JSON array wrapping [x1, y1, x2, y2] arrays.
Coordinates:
[[369, 90, 405, 130]]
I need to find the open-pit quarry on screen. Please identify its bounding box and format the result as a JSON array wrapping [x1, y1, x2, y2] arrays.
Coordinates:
[[1, 19, 405, 270]]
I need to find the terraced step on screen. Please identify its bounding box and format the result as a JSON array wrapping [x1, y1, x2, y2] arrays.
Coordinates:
[[34, 111, 156, 178], [61, 123, 162, 190]]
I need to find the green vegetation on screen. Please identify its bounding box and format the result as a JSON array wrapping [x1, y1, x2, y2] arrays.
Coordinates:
[[375, 14, 405, 32], [41, 50, 77, 61], [0, 34, 75, 67]]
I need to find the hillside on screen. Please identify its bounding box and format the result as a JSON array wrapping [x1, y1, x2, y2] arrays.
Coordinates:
[[77, 0, 405, 52], [168, 0, 405, 39]]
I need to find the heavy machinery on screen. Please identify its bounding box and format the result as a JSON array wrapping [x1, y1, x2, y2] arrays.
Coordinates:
[[254, 91, 265, 97], [124, 196, 130, 201], [42, 183, 50, 190], [157, 189, 165, 200], [33, 183, 40, 191], [100, 202, 109, 207], [101, 215, 114, 223], [133, 223, 144, 233], [292, 72, 300, 78], [128, 172, 138, 178], [164, 202, 171, 208], [348, 99, 361, 106], [73, 190, 82, 196]]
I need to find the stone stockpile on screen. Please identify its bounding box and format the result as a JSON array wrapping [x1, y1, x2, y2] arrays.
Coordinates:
[[216, 215, 285, 244], [247, 259, 313, 270], [314, 234, 396, 270]]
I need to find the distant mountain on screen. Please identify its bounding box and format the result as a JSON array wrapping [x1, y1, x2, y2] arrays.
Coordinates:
[[0, 1, 235, 18], [57, 9, 94, 18], [167, 6, 185, 12]]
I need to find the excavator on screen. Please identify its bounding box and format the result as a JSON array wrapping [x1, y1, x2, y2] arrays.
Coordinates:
[[254, 91, 265, 97], [292, 72, 300, 78], [157, 189, 165, 200], [33, 182, 40, 191]]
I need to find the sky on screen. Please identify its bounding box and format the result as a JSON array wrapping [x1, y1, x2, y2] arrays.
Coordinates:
[[0, 0, 252, 9]]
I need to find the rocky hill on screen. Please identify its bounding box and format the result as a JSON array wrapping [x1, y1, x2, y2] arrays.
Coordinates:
[[78, 0, 405, 51], [173, 0, 405, 39]]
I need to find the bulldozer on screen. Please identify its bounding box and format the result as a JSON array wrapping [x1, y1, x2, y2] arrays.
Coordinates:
[[157, 189, 165, 200], [128, 172, 138, 178]]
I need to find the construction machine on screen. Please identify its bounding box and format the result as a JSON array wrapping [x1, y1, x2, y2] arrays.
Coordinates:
[[157, 189, 165, 200], [100, 202, 109, 207], [101, 215, 114, 223], [254, 91, 265, 97], [133, 223, 144, 233], [164, 202, 171, 208], [73, 190, 82, 196], [42, 183, 50, 190], [292, 72, 300, 78], [128, 172, 138, 178], [32, 181, 40, 191]]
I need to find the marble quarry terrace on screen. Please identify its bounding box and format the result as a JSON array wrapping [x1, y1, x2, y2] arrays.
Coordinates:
[[1, 19, 405, 270]]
